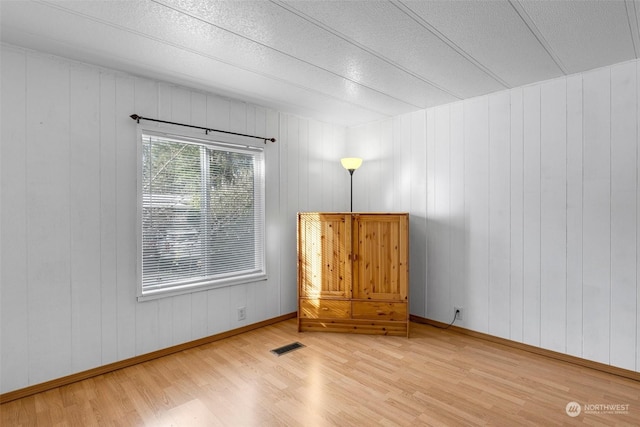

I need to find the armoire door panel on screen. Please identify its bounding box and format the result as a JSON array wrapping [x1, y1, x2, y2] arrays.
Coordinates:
[[298, 213, 351, 299], [353, 215, 408, 301]]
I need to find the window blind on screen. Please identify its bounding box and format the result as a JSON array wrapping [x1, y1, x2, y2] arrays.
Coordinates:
[[139, 131, 266, 299]]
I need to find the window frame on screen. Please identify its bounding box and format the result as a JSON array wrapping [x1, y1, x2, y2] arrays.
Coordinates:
[[136, 126, 267, 302]]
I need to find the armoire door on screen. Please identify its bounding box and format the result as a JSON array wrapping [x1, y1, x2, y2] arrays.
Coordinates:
[[298, 213, 351, 299], [352, 214, 408, 301]]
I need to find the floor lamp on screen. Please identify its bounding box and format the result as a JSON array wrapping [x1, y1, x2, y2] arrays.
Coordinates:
[[340, 157, 363, 212]]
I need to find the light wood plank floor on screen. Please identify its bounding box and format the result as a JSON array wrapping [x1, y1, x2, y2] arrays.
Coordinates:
[[2, 319, 639, 426]]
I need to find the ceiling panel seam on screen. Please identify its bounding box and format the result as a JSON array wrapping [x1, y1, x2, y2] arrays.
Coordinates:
[[271, 0, 463, 100], [151, 0, 424, 110], [624, 0, 640, 58], [35, 0, 416, 116], [508, 0, 568, 75], [392, 0, 510, 89]]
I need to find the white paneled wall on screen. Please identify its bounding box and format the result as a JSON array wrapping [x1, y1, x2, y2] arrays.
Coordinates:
[[346, 111, 428, 318], [349, 60, 640, 372], [0, 45, 346, 394], [3, 43, 639, 395], [278, 114, 348, 315]]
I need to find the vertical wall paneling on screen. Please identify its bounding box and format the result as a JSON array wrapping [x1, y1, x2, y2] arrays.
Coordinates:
[[256, 107, 280, 321], [539, 79, 567, 353], [171, 85, 191, 124], [27, 54, 73, 383], [429, 106, 451, 321], [565, 74, 584, 358], [377, 119, 394, 212], [157, 290, 173, 350], [464, 97, 489, 332], [115, 75, 137, 360], [250, 106, 265, 321], [0, 47, 29, 391], [354, 122, 376, 211], [298, 117, 310, 211], [488, 92, 511, 339], [522, 85, 542, 346], [318, 123, 332, 210], [637, 61, 640, 373], [281, 114, 299, 314], [285, 115, 299, 218], [425, 109, 436, 319], [278, 114, 289, 316], [509, 88, 525, 342], [307, 119, 322, 212], [229, 99, 246, 134], [395, 114, 412, 211], [266, 108, 282, 317], [133, 78, 160, 356], [246, 104, 256, 137], [208, 95, 231, 130], [368, 122, 383, 212], [610, 62, 637, 370], [206, 286, 231, 336], [449, 102, 465, 325], [390, 116, 402, 210], [582, 68, 612, 364], [229, 284, 249, 327], [99, 71, 118, 365], [157, 83, 172, 122], [190, 91, 207, 126], [205, 94, 227, 131], [410, 111, 427, 317], [69, 64, 103, 371], [335, 124, 348, 211], [2, 46, 324, 394], [335, 126, 348, 212], [347, 58, 639, 374]]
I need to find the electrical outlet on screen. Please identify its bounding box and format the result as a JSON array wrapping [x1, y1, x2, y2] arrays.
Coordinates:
[[454, 306, 463, 321], [237, 306, 246, 321]]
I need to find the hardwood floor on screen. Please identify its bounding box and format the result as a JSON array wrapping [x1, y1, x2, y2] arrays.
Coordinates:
[[2, 319, 639, 426]]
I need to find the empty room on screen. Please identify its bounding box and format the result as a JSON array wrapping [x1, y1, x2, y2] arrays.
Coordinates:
[[1, 0, 640, 425]]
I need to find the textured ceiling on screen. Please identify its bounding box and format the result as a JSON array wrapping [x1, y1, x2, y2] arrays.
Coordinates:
[[1, 0, 639, 126]]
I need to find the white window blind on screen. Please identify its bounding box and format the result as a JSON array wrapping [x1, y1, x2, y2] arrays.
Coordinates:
[[138, 131, 266, 300]]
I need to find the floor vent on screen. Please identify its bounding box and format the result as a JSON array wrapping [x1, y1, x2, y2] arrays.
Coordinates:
[[271, 342, 305, 356]]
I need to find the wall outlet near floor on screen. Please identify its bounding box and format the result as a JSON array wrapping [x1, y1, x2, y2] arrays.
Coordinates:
[[237, 306, 247, 321], [454, 306, 463, 321]]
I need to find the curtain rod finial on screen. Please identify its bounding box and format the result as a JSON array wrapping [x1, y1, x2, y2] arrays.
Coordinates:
[[130, 114, 140, 123]]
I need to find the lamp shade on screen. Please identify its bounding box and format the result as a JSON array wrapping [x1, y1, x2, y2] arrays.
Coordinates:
[[340, 157, 363, 171]]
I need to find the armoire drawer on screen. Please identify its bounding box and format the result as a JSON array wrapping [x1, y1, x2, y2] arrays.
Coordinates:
[[352, 301, 407, 321], [300, 299, 350, 319]]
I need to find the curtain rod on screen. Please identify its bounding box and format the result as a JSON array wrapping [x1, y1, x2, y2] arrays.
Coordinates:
[[130, 114, 276, 144]]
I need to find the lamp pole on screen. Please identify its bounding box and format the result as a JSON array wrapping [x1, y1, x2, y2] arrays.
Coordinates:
[[340, 157, 362, 213], [348, 168, 355, 212]]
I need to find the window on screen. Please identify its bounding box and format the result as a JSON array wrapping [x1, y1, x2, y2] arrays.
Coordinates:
[[138, 130, 266, 301]]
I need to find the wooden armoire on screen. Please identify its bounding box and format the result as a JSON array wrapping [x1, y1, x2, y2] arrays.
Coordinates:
[[297, 212, 409, 337]]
